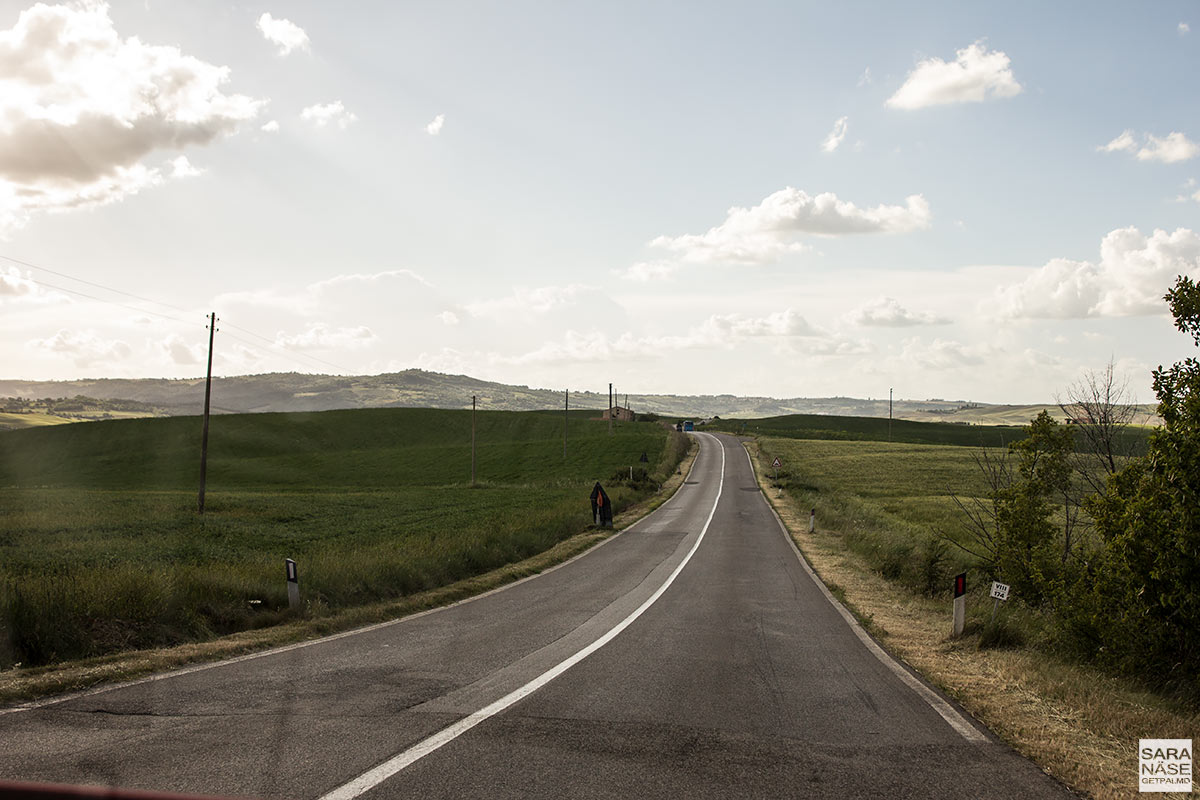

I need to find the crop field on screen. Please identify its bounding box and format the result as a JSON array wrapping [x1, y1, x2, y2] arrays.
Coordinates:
[[712, 412, 1029, 447], [0, 408, 684, 668], [755, 437, 992, 594]]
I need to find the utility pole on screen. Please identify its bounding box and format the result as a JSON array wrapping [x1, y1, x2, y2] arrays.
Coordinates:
[[471, 395, 477, 486], [889, 387, 893, 443], [608, 383, 613, 436], [198, 312, 217, 514], [563, 389, 568, 461]]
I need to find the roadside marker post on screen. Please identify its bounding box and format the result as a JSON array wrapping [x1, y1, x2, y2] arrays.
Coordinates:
[[989, 581, 1009, 624], [809, 508, 815, 533], [952, 572, 967, 637], [286, 558, 300, 610]]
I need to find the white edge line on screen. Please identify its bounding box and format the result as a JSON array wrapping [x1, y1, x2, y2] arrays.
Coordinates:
[[739, 441, 989, 745], [1, 438, 707, 716], [319, 433, 726, 800]]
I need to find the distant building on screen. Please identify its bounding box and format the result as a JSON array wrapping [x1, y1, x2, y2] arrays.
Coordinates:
[[602, 406, 635, 422]]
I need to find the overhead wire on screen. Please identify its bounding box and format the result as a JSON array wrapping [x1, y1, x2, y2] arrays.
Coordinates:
[[4, 252, 357, 375]]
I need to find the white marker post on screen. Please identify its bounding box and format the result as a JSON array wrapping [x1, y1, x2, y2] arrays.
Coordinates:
[[809, 508, 816, 533], [952, 572, 967, 637], [286, 558, 300, 610], [989, 580, 1009, 623]]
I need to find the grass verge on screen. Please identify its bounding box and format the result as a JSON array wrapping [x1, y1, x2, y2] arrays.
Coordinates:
[[742, 439, 1197, 800], [0, 438, 697, 706]]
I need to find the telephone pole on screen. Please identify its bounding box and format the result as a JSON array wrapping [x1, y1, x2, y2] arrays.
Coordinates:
[[471, 395, 477, 486], [608, 383, 613, 436], [198, 312, 217, 514], [563, 389, 568, 460], [889, 387, 893, 443]]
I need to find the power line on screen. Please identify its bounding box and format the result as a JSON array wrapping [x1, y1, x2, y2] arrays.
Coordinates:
[[6, 251, 357, 375], [1, 253, 192, 316]]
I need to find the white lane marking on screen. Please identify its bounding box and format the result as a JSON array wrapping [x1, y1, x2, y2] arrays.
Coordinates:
[[2, 443, 708, 717], [319, 433, 727, 800], [741, 443, 988, 744]]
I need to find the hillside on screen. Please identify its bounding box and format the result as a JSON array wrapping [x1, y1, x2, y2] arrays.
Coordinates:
[[0, 369, 1158, 430]]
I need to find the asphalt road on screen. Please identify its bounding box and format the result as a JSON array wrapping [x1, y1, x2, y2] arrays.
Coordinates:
[[0, 433, 1076, 799]]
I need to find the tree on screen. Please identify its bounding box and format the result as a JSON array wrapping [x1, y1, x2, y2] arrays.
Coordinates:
[[1084, 276, 1200, 687], [949, 411, 1074, 606], [1057, 359, 1143, 492]]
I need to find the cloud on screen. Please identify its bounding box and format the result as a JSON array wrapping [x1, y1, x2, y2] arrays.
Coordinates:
[[848, 296, 950, 327], [426, 114, 445, 135], [160, 333, 200, 365], [994, 226, 1200, 318], [169, 156, 202, 179], [649, 188, 931, 265], [1100, 130, 1198, 163], [857, 67, 872, 87], [301, 101, 357, 129], [274, 323, 376, 350], [464, 284, 601, 320], [822, 116, 848, 153], [28, 329, 132, 367], [615, 261, 679, 282], [886, 41, 1022, 110], [899, 337, 990, 370], [256, 13, 310, 55], [1180, 22, 1191, 35], [0, 2, 262, 234], [0, 263, 58, 302], [261, 120, 280, 133], [438, 311, 459, 325]]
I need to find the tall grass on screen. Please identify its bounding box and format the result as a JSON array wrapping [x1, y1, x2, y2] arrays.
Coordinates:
[[0, 409, 685, 668]]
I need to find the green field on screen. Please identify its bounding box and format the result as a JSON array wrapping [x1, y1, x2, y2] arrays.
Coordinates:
[[711, 413, 1028, 447], [0, 408, 685, 668]]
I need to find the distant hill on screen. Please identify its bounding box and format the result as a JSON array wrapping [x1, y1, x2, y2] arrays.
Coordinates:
[[0, 369, 1157, 430]]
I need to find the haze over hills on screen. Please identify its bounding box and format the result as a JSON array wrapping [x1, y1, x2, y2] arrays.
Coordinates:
[[0, 369, 1137, 430]]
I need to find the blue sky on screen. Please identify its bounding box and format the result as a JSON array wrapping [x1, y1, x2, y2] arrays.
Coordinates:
[[1, 1, 1198, 403]]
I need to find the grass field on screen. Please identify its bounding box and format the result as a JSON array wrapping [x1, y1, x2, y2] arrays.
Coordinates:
[[0, 408, 685, 669], [711, 412, 1029, 447]]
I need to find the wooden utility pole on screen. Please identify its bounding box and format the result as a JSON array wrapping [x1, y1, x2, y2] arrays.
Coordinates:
[[563, 389, 568, 460], [889, 387, 893, 443], [608, 382, 613, 436], [198, 312, 217, 514], [471, 395, 477, 486]]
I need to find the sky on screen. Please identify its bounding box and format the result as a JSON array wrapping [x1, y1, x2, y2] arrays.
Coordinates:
[[1, 1, 1198, 404]]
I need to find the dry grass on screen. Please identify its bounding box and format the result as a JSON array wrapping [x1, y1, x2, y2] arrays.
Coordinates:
[[0, 440, 698, 706], [743, 440, 1196, 800]]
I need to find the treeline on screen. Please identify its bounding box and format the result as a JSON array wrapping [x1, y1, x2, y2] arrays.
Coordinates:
[[0, 395, 158, 414], [958, 277, 1200, 694]]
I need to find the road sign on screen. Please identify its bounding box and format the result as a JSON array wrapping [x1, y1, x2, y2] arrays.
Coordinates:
[[990, 581, 1009, 601], [954, 573, 967, 599], [771, 457, 782, 469]]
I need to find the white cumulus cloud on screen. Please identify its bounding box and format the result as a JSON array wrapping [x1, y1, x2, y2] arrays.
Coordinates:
[[257, 13, 310, 56], [887, 41, 1022, 110], [1180, 22, 1191, 35], [847, 296, 950, 327], [28, 329, 132, 367], [616, 261, 679, 282], [301, 101, 357, 129], [426, 114, 445, 135], [1100, 130, 1199, 163], [261, 120, 280, 133], [0, 2, 262, 235], [275, 323, 377, 350], [994, 226, 1200, 318], [649, 188, 931, 265], [822, 116, 848, 152]]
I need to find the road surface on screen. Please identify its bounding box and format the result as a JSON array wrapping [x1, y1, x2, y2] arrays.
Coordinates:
[[0, 433, 1075, 799]]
